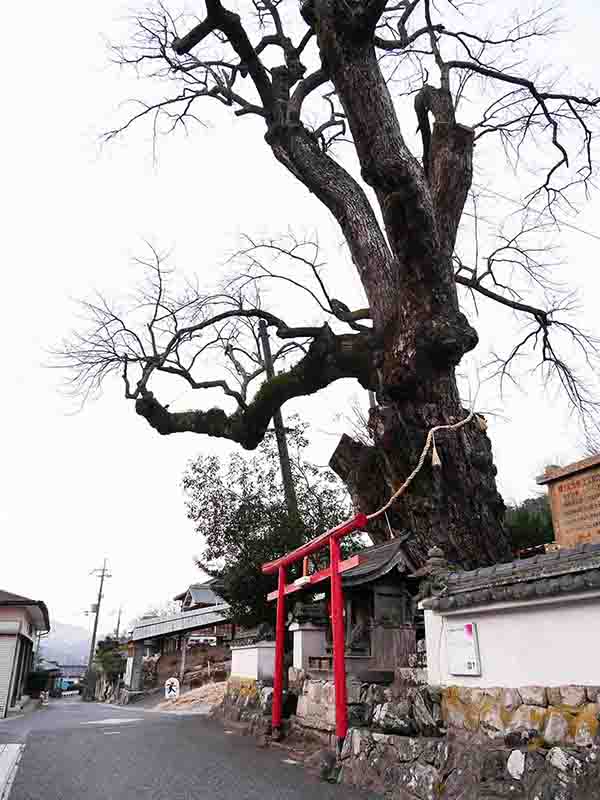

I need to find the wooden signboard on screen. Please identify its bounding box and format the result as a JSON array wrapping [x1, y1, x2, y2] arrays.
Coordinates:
[[538, 455, 600, 548]]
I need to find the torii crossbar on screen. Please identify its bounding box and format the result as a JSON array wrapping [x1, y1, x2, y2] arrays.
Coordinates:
[[261, 512, 368, 748]]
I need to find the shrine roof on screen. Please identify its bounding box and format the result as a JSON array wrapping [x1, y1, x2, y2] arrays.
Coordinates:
[[342, 536, 410, 588], [423, 541, 600, 612]]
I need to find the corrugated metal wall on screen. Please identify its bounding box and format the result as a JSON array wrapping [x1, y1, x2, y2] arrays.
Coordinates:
[[0, 636, 17, 718]]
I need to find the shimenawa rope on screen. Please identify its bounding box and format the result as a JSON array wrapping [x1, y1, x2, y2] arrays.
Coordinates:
[[366, 408, 477, 522]]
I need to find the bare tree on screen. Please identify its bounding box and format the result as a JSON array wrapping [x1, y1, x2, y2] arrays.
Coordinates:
[[60, 1, 600, 567]]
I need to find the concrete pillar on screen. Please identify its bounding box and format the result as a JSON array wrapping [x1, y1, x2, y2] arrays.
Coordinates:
[[289, 623, 327, 671], [128, 642, 145, 691], [231, 642, 277, 683], [179, 635, 188, 682]]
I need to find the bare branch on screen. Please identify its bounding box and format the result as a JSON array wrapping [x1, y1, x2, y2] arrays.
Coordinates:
[[134, 323, 374, 448]]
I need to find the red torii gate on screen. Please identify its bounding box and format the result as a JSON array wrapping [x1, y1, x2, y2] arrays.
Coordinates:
[[260, 410, 475, 748], [261, 512, 368, 749]]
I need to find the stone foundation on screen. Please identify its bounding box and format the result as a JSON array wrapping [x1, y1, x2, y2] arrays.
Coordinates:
[[338, 728, 600, 799], [442, 685, 600, 747], [293, 679, 600, 750], [217, 674, 600, 797], [296, 673, 440, 744], [219, 677, 296, 740]]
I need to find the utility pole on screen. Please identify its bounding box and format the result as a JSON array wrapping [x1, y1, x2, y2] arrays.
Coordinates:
[[84, 559, 111, 701], [114, 607, 122, 641], [258, 320, 299, 518]]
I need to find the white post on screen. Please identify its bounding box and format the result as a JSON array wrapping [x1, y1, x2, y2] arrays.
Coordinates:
[[289, 622, 327, 672]]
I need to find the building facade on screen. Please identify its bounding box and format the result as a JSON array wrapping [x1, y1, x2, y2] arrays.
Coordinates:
[[0, 590, 50, 718]]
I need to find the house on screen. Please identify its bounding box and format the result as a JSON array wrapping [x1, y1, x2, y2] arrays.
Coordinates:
[[0, 589, 50, 718], [173, 579, 225, 612], [122, 581, 233, 696]]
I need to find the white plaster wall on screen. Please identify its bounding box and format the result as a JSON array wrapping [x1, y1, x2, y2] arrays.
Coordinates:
[[231, 644, 276, 682], [290, 624, 326, 671], [425, 592, 600, 687]]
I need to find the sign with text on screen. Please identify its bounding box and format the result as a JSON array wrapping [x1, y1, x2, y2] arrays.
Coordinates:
[[551, 466, 600, 548], [447, 622, 481, 677], [164, 677, 180, 701]]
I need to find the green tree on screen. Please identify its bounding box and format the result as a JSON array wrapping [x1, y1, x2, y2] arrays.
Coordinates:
[[505, 496, 554, 552], [183, 420, 362, 628], [95, 637, 126, 681]]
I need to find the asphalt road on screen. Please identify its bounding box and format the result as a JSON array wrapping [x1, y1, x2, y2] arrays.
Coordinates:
[[0, 697, 375, 800]]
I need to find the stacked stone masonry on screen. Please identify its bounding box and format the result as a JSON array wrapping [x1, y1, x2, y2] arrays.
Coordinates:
[[339, 728, 600, 799], [220, 676, 298, 740], [220, 675, 600, 797], [295, 674, 438, 743], [293, 677, 600, 797], [442, 685, 600, 747], [294, 677, 600, 748]]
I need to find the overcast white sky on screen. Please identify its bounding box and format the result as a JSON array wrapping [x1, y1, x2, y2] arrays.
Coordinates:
[[1, 1, 599, 638]]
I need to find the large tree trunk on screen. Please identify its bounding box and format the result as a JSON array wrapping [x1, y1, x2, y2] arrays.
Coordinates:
[[314, 5, 510, 567], [330, 375, 510, 568]]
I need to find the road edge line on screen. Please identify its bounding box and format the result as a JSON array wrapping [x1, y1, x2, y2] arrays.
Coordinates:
[[0, 745, 25, 800]]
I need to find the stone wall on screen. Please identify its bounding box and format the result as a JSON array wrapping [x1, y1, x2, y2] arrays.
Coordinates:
[[295, 674, 440, 745], [218, 673, 600, 797], [338, 728, 600, 799], [293, 678, 600, 750], [442, 685, 600, 747], [219, 677, 277, 740]]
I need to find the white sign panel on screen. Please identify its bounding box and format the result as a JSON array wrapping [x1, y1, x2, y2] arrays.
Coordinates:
[[164, 677, 180, 701], [447, 622, 481, 676], [124, 657, 133, 688]]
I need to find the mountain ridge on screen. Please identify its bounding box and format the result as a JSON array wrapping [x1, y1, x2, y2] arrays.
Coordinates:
[[40, 620, 90, 665]]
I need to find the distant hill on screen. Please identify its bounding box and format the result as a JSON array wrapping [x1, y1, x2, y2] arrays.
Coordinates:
[[40, 620, 90, 665]]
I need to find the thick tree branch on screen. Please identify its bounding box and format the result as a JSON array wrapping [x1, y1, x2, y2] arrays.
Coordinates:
[[173, 1, 275, 115], [157, 366, 248, 408], [455, 274, 550, 322], [266, 123, 394, 335], [288, 69, 328, 120], [135, 326, 374, 447]]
